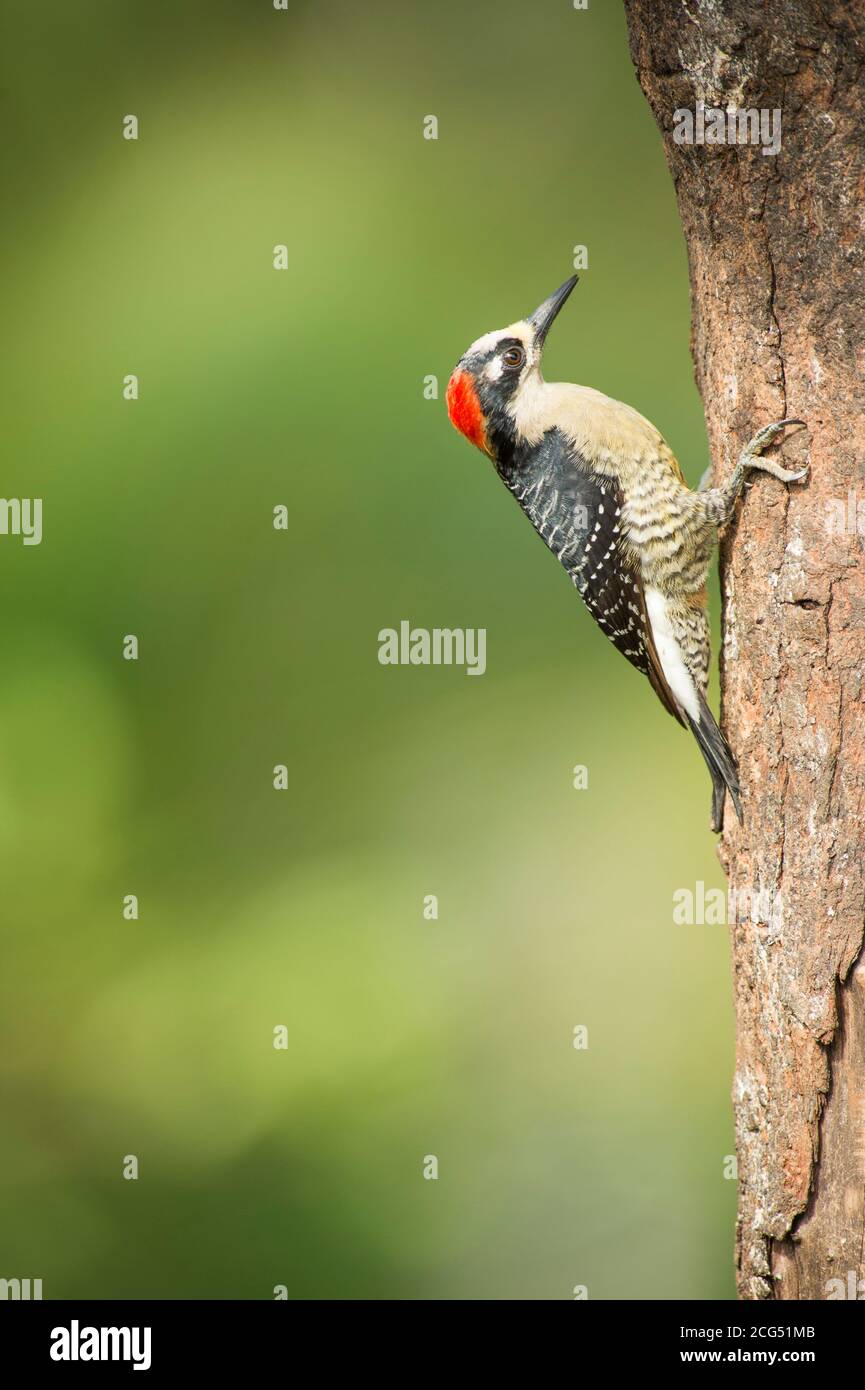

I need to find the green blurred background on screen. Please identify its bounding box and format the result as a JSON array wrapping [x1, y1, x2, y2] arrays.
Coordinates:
[[0, 0, 736, 1299]]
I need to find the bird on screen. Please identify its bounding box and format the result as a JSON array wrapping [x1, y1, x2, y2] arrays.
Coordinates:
[[445, 274, 808, 831]]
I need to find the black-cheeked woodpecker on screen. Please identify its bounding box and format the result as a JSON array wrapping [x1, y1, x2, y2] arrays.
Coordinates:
[[446, 275, 808, 831]]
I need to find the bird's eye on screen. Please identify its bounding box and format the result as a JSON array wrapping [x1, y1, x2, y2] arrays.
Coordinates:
[[502, 346, 525, 369]]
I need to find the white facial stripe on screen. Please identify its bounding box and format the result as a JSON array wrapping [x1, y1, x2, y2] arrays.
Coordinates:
[[467, 328, 505, 356], [465, 319, 534, 362], [485, 357, 504, 381]]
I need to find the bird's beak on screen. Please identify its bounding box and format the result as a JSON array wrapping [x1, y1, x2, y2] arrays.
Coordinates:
[[528, 275, 579, 349]]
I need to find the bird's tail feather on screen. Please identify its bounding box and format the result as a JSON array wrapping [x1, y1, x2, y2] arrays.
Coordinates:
[[685, 693, 742, 833]]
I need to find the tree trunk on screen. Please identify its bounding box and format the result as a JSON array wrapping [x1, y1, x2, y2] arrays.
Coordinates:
[[623, 0, 865, 1300]]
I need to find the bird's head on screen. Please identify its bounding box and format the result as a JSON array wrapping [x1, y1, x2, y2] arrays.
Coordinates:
[[446, 274, 578, 460]]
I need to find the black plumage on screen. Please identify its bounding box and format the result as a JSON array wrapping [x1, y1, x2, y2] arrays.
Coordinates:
[[493, 426, 684, 725]]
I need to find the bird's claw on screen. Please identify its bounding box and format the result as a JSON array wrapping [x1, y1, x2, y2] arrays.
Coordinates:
[[739, 418, 809, 484]]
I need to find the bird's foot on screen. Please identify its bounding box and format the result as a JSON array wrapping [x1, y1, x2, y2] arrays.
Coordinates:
[[739, 417, 809, 484]]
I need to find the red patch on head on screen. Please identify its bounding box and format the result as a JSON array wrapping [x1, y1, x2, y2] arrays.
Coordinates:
[[446, 370, 488, 454]]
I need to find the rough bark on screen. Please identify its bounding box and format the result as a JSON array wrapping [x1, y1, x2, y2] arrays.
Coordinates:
[[623, 0, 865, 1300]]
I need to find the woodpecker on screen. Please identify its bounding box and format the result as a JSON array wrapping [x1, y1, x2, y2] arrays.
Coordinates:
[[446, 275, 808, 830]]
